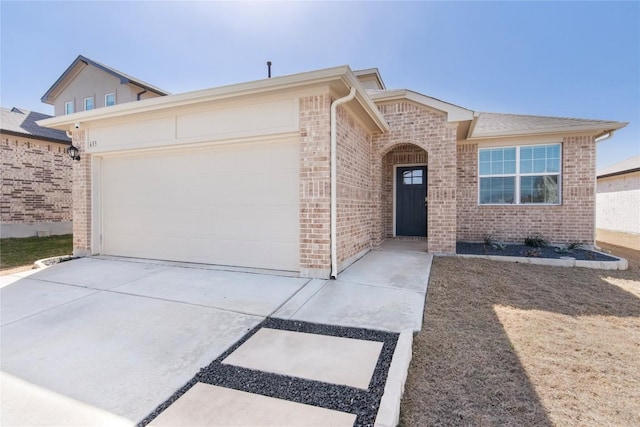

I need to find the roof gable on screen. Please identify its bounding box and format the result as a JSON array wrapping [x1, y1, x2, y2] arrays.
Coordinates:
[[41, 55, 169, 104], [368, 89, 474, 122]]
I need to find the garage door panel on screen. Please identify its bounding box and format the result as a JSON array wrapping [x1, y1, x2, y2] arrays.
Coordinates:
[[101, 139, 299, 271]]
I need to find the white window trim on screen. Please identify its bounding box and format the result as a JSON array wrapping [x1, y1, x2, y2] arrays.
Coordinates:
[[84, 96, 94, 111], [64, 101, 74, 115], [105, 92, 116, 107], [478, 143, 562, 206]]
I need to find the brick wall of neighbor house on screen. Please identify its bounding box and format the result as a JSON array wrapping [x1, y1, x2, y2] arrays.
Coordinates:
[[372, 101, 458, 253], [299, 92, 332, 278], [596, 171, 640, 235], [70, 130, 92, 255], [457, 135, 597, 245], [335, 105, 373, 270], [0, 134, 72, 236]]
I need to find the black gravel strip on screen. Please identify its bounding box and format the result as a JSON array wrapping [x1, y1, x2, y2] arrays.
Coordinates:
[[138, 318, 398, 427], [457, 241, 619, 261]]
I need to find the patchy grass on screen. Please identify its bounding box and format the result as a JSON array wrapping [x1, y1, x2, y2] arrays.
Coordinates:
[[401, 244, 640, 426], [0, 234, 72, 271]]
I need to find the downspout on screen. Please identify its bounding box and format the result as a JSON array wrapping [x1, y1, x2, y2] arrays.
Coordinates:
[[330, 87, 357, 279], [136, 89, 147, 100]]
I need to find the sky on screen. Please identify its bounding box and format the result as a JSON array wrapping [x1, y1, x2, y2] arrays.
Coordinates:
[[1, 1, 638, 170]]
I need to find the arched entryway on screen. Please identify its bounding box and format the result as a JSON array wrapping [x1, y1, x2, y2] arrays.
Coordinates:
[[381, 143, 428, 241]]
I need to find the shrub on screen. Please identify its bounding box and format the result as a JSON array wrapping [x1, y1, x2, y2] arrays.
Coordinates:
[[525, 235, 549, 248]]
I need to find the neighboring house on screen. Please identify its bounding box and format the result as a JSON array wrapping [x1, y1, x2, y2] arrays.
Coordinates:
[[41, 55, 169, 117], [596, 155, 640, 249], [1, 107, 72, 238], [39, 64, 627, 278]]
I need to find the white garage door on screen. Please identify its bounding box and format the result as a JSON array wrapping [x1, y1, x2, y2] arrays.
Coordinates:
[[99, 139, 299, 271]]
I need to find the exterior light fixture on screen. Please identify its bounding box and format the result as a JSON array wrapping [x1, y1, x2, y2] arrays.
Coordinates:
[[67, 145, 81, 161]]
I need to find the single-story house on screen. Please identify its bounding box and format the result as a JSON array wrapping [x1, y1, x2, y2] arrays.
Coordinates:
[[39, 65, 627, 278], [596, 155, 640, 250], [1, 107, 72, 238]]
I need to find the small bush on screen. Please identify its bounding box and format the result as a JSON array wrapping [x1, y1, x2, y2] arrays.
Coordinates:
[[525, 235, 549, 248], [484, 234, 507, 251]]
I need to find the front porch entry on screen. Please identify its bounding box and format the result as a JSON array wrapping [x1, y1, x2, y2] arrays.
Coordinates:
[[395, 165, 427, 237]]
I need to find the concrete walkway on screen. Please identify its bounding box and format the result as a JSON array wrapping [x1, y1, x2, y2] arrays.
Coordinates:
[[1, 242, 431, 426]]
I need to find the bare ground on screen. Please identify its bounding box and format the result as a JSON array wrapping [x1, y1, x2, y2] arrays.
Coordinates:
[[400, 243, 640, 426]]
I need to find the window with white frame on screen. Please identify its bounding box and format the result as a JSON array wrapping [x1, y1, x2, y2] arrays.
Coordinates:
[[105, 93, 116, 107], [84, 97, 94, 111], [64, 101, 74, 115], [479, 143, 561, 205]]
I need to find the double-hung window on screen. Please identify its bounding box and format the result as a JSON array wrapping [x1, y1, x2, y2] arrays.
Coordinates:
[[64, 101, 74, 115], [479, 143, 561, 205], [105, 93, 116, 107], [84, 97, 94, 111]]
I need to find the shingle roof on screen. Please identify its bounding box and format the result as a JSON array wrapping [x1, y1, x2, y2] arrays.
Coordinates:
[[470, 112, 626, 138], [597, 155, 640, 178], [1, 107, 71, 143], [41, 55, 169, 104]]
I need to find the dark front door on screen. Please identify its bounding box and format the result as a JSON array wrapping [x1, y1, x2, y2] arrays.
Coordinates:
[[396, 166, 427, 237]]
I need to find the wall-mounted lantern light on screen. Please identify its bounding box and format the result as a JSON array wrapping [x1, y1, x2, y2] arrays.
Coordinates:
[[67, 145, 81, 161]]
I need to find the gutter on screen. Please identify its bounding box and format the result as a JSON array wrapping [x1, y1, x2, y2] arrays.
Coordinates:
[[330, 87, 357, 279], [594, 130, 615, 143]]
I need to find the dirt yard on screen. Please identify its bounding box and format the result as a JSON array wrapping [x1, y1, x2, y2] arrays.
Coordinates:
[[400, 243, 640, 426]]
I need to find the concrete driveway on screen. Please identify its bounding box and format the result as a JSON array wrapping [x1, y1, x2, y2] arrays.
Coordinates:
[[1, 244, 431, 426]]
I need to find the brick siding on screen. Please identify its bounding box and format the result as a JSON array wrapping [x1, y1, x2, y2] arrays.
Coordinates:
[[456, 135, 597, 245], [70, 130, 92, 255], [1, 134, 72, 225], [372, 101, 458, 253], [299, 92, 332, 277], [335, 105, 373, 268]]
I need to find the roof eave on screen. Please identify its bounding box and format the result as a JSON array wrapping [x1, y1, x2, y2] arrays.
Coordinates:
[[38, 65, 390, 133], [0, 129, 71, 144], [467, 121, 628, 140]]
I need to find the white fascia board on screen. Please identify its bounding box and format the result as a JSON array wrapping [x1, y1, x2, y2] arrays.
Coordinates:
[[370, 89, 474, 122], [343, 70, 390, 132], [467, 121, 628, 140], [38, 65, 382, 130]]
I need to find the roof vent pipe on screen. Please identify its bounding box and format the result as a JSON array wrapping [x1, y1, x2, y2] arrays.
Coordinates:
[[267, 61, 272, 78]]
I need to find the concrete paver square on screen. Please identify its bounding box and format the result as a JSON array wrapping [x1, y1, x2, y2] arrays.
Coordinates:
[[284, 280, 426, 332], [115, 267, 309, 316], [338, 250, 431, 292], [28, 258, 169, 290], [1, 291, 262, 423], [223, 328, 383, 389], [149, 382, 356, 426], [1, 279, 97, 326]]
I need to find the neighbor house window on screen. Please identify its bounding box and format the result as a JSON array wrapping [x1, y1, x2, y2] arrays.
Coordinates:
[[479, 144, 561, 205], [84, 97, 94, 111], [64, 101, 74, 115], [105, 93, 116, 107]]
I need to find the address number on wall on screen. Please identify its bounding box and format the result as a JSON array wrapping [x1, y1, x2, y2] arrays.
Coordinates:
[[89, 140, 98, 148]]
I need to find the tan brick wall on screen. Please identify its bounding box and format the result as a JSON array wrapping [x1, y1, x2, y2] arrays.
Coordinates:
[[335, 105, 373, 268], [456, 135, 597, 245], [372, 101, 458, 253], [70, 130, 92, 255], [299, 92, 332, 277], [1, 134, 72, 225]]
